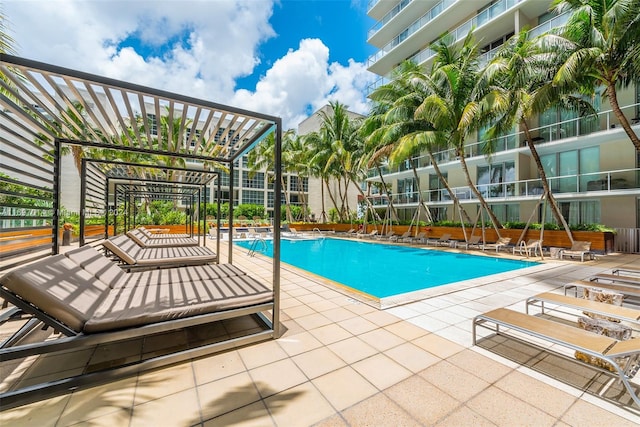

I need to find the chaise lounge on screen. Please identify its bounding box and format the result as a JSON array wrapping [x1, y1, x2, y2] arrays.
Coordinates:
[[0, 245, 276, 409], [473, 307, 640, 407], [482, 237, 511, 252], [559, 240, 593, 262], [126, 228, 199, 248], [426, 233, 452, 247], [102, 234, 217, 268]]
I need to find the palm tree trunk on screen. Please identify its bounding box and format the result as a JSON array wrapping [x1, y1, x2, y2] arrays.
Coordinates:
[[607, 83, 640, 151], [281, 175, 293, 223], [427, 151, 472, 224], [376, 165, 398, 221], [458, 154, 503, 233], [522, 121, 573, 242], [320, 180, 327, 223], [411, 166, 433, 223], [350, 177, 382, 223], [324, 178, 340, 220]]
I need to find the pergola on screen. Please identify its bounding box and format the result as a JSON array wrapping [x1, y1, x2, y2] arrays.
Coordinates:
[[0, 52, 282, 265], [0, 55, 283, 404]]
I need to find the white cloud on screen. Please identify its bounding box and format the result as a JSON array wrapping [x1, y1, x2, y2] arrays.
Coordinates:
[[4, 0, 373, 129]]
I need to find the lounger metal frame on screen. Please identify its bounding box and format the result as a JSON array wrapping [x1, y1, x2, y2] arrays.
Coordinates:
[[473, 309, 640, 407], [525, 292, 640, 330], [0, 284, 275, 410]]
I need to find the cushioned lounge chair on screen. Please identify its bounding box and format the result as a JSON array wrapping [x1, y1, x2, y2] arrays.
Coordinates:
[[564, 279, 640, 299], [408, 231, 427, 244], [0, 245, 276, 409], [525, 292, 640, 328], [390, 231, 411, 242], [138, 226, 190, 239], [473, 307, 640, 407], [376, 230, 396, 240], [102, 234, 217, 269], [357, 229, 378, 239], [613, 267, 640, 276], [592, 273, 640, 286], [458, 235, 482, 250], [560, 240, 593, 262], [126, 229, 198, 248], [482, 237, 511, 252], [426, 233, 452, 246], [513, 239, 542, 258]]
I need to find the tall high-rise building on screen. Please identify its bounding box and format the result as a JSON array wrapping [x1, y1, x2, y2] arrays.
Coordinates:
[[365, 0, 640, 228]]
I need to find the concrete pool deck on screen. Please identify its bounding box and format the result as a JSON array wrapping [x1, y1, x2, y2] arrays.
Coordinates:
[[1, 242, 640, 426]]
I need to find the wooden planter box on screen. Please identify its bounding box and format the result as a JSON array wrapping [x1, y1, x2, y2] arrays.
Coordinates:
[[288, 223, 614, 252]]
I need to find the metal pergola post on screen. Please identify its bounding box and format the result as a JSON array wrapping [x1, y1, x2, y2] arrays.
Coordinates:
[[79, 159, 87, 246]]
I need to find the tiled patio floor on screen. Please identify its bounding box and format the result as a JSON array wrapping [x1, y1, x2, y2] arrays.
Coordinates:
[[2, 240, 640, 426]]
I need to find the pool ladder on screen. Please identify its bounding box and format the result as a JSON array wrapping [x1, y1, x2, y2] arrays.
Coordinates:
[[312, 228, 325, 239], [247, 237, 267, 257]]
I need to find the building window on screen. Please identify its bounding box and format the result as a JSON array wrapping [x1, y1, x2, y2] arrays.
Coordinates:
[[219, 170, 239, 187], [429, 173, 447, 202], [146, 113, 157, 135], [242, 190, 264, 205], [545, 200, 600, 225], [290, 176, 308, 192], [397, 178, 418, 203], [541, 146, 599, 193], [242, 171, 264, 189], [477, 162, 515, 197], [488, 204, 519, 223]]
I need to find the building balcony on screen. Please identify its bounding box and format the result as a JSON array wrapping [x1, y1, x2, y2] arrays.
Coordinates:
[[367, 101, 640, 179], [366, 1, 559, 95], [367, 167, 640, 208], [367, 0, 521, 74]]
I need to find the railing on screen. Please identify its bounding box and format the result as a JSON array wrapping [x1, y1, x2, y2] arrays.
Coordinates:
[[367, 0, 458, 67], [367, 0, 520, 68], [368, 0, 415, 39], [366, 168, 640, 206], [528, 11, 569, 38], [367, 102, 640, 178], [247, 237, 267, 257], [367, 6, 565, 96], [367, 0, 381, 12]]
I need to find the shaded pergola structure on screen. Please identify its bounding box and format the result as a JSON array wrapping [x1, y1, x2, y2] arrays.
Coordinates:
[[0, 54, 283, 404]]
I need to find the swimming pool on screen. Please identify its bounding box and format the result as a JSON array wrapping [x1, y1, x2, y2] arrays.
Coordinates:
[[235, 237, 538, 299]]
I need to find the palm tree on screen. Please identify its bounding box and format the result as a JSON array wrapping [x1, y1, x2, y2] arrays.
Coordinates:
[[415, 32, 504, 232], [550, 0, 640, 151], [485, 28, 596, 241], [363, 60, 473, 227], [307, 101, 377, 223], [247, 131, 295, 222]]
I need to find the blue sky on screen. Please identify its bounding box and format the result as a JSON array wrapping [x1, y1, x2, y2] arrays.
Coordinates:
[[5, 0, 377, 129], [237, 0, 375, 89]]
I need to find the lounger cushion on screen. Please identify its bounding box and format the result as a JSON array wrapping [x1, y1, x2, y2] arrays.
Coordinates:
[[103, 235, 216, 266], [64, 245, 126, 288], [103, 236, 140, 265], [122, 264, 248, 288], [84, 275, 273, 333], [127, 229, 198, 248], [0, 255, 110, 331]]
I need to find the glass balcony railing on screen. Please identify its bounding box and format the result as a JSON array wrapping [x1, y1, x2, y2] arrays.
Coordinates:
[[368, 0, 382, 12], [367, 101, 640, 179], [367, 0, 520, 68], [366, 168, 640, 206], [368, 0, 415, 39], [528, 11, 569, 38], [367, 0, 457, 67]]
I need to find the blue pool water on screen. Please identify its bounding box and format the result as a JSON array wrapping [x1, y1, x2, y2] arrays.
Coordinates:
[[236, 238, 538, 298]]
